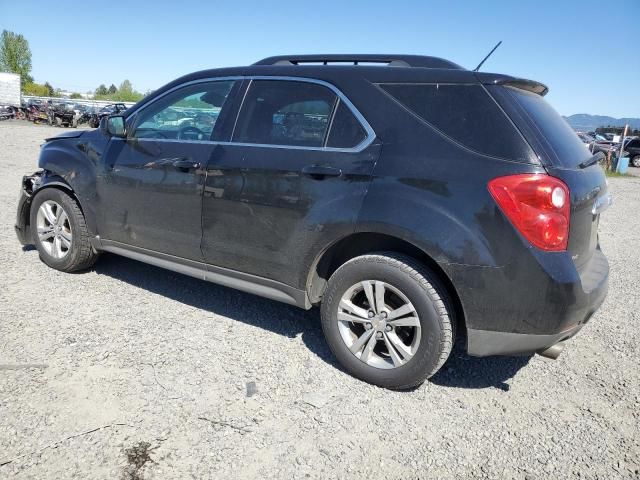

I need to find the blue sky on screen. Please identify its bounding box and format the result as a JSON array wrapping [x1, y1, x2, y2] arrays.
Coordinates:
[[1, 0, 638, 117]]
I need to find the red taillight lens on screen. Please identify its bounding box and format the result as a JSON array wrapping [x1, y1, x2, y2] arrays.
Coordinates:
[[488, 174, 570, 251]]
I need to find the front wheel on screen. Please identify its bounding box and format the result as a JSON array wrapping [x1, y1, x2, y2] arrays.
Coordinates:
[[631, 156, 640, 168], [30, 188, 99, 272], [320, 253, 454, 389]]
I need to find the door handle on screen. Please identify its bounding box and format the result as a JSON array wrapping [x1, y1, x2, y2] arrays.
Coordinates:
[[301, 165, 342, 179], [172, 159, 201, 171]]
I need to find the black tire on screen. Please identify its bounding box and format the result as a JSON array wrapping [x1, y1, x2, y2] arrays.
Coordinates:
[[632, 156, 640, 168], [30, 188, 99, 272], [320, 252, 454, 389]]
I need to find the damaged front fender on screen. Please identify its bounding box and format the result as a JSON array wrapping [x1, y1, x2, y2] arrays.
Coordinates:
[[14, 170, 76, 246]]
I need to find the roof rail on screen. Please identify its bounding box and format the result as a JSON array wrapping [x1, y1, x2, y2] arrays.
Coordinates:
[[253, 54, 464, 70]]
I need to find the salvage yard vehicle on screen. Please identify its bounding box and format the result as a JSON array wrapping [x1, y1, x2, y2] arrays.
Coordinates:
[[50, 102, 79, 127], [624, 138, 640, 167], [88, 103, 128, 128], [15, 54, 610, 388]]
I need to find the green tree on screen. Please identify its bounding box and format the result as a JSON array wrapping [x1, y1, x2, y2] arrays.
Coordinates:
[[23, 82, 49, 96], [0, 30, 33, 86], [108, 84, 117, 95], [70, 92, 82, 99], [44, 82, 54, 96], [95, 84, 108, 96]]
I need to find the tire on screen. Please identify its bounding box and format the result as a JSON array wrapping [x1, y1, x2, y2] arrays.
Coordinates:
[[30, 188, 99, 272], [632, 156, 640, 168], [320, 252, 454, 389]]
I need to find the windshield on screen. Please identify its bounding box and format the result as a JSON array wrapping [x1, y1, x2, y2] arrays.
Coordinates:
[[504, 87, 591, 168]]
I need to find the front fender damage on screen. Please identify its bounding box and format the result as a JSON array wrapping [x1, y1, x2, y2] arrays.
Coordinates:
[[14, 170, 74, 245]]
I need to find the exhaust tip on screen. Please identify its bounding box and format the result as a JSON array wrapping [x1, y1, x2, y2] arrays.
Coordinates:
[[537, 342, 565, 360]]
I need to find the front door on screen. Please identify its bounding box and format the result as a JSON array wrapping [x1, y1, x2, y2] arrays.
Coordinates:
[[97, 80, 239, 261], [201, 79, 380, 288]]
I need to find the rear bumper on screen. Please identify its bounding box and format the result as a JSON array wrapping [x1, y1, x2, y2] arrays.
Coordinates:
[[444, 247, 609, 357], [467, 324, 583, 357]]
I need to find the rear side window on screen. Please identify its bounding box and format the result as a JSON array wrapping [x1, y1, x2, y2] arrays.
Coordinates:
[[503, 87, 591, 168], [327, 101, 367, 148], [234, 80, 336, 147], [627, 139, 639, 149], [379, 83, 533, 161]]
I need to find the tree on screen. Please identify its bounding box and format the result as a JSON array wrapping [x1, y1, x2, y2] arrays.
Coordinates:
[[70, 92, 82, 99], [23, 82, 49, 96], [44, 82, 54, 97], [0, 30, 33, 86], [95, 84, 108, 96], [108, 84, 117, 95]]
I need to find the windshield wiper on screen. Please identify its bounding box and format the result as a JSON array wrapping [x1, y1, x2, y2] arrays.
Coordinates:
[[578, 152, 604, 169]]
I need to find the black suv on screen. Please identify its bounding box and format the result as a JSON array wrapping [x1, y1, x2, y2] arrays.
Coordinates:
[[15, 55, 610, 388], [624, 137, 640, 167]]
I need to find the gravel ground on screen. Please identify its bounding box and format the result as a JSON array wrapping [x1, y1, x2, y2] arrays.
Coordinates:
[[1, 121, 639, 479]]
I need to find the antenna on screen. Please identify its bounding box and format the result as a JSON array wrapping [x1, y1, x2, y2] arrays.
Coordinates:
[[473, 41, 502, 72]]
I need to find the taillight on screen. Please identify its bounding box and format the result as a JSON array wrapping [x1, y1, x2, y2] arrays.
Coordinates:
[[488, 174, 570, 251]]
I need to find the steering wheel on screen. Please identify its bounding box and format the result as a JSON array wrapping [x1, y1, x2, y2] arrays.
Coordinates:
[[177, 126, 205, 141]]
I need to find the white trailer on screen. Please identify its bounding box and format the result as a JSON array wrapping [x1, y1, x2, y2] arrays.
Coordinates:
[[0, 72, 21, 107]]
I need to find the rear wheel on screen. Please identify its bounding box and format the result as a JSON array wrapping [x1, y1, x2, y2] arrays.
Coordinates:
[[631, 156, 640, 168], [30, 189, 99, 272], [320, 253, 454, 389]]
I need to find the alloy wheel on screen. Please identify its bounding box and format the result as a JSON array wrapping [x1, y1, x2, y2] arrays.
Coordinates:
[[36, 200, 72, 259], [337, 280, 421, 369]]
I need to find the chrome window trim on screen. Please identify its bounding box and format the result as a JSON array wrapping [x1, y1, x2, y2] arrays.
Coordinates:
[[124, 75, 376, 154]]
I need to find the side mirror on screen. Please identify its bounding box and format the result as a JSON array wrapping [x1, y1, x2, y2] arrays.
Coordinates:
[[106, 115, 126, 138]]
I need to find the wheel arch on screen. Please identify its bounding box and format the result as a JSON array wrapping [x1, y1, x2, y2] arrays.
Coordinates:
[[307, 231, 466, 336], [21, 172, 87, 242]]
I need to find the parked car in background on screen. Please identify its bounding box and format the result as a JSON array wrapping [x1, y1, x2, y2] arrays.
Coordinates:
[[15, 54, 610, 388], [624, 137, 640, 167], [577, 131, 617, 157], [88, 103, 128, 128]]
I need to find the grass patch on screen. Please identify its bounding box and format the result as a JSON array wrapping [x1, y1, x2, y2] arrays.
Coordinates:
[[605, 170, 633, 178]]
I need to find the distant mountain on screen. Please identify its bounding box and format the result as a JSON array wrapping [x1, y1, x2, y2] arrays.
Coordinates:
[[564, 114, 640, 131]]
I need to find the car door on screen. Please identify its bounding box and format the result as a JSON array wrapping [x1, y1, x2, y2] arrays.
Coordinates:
[[201, 78, 381, 289], [97, 79, 239, 261]]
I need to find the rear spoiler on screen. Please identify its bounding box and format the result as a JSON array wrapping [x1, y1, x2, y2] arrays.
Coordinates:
[[475, 72, 549, 96]]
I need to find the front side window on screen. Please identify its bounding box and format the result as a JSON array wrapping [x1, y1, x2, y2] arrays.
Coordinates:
[[131, 81, 235, 141], [233, 80, 336, 147]]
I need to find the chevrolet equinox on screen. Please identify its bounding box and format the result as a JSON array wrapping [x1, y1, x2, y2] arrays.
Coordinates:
[[15, 55, 610, 388]]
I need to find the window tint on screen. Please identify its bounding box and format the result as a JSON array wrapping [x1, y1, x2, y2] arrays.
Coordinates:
[[504, 87, 591, 167], [234, 80, 336, 147], [380, 83, 533, 161], [132, 81, 234, 140], [627, 139, 640, 149], [327, 100, 367, 148]]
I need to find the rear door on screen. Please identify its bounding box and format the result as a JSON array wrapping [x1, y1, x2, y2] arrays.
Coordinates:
[[489, 85, 609, 269], [201, 78, 380, 288]]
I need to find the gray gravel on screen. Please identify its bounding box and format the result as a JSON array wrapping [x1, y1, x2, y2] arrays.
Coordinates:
[[1, 121, 639, 479]]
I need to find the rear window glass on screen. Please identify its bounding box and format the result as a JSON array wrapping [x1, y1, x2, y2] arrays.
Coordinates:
[[505, 87, 591, 167], [379, 83, 533, 161]]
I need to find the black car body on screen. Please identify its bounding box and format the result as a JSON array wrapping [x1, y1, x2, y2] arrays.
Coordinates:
[[15, 55, 610, 388]]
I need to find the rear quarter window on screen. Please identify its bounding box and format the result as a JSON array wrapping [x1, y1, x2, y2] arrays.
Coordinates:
[[379, 83, 535, 162]]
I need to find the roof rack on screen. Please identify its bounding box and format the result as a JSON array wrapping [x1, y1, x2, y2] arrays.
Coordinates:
[[253, 54, 463, 70]]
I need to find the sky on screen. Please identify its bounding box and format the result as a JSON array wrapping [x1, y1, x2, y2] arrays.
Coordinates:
[[1, 0, 639, 117]]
